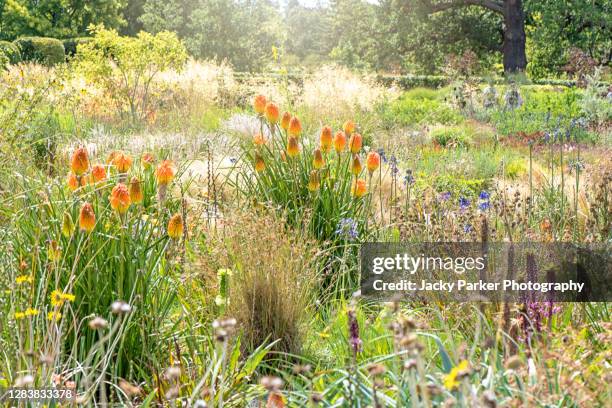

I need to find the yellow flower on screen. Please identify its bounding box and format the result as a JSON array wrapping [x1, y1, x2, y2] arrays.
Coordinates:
[[351, 154, 362, 176], [67, 172, 79, 191], [50, 290, 63, 307], [15, 312, 26, 320], [112, 151, 133, 173], [61, 293, 75, 302], [280, 112, 291, 131], [343, 120, 355, 136], [349, 133, 362, 154], [444, 360, 469, 390], [333, 131, 347, 153], [265, 102, 280, 124], [48, 240, 61, 261], [253, 94, 267, 115], [62, 211, 75, 237], [288, 117, 302, 137], [320, 126, 333, 153], [48, 311, 62, 321], [24, 308, 39, 317], [308, 170, 320, 191], [312, 148, 325, 169], [254, 153, 265, 172], [16, 275, 33, 284]]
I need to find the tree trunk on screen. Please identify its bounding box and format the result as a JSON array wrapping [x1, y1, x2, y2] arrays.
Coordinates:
[[503, 0, 527, 73]]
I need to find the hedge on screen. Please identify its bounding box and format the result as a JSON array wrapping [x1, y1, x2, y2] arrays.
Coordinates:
[[0, 40, 21, 64], [13, 37, 65, 66], [62, 37, 92, 57]]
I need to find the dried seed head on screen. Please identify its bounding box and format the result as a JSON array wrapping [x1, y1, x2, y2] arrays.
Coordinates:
[[111, 300, 131, 315], [88, 316, 108, 330]]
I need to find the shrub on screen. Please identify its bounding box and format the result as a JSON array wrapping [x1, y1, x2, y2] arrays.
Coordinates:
[[0, 40, 21, 64], [13, 37, 65, 65], [430, 125, 472, 147], [383, 92, 463, 128], [62, 37, 92, 56], [75, 25, 188, 124]]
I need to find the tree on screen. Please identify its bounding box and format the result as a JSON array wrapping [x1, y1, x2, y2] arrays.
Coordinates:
[[0, 0, 126, 40], [415, 0, 527, 73], [140, 0, 282, 71]]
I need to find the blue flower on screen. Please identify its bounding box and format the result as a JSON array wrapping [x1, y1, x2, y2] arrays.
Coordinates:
[[376, 148, 388, 163], [459, 197, 470, 209], [439, 191, 451, 201], [335, 218, 359, 241], [403, 169, 415, 186], [464, 224, 473, 233], [479, 191, 490, 200], [479, 201, 490, 211]]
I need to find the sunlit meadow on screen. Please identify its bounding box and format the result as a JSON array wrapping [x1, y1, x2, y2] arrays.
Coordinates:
[[0, 28, 610, 408]]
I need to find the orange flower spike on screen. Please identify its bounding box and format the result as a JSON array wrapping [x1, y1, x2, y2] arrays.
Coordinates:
[[351, 179, 367, 198], [156, 160, 176, 185], [255, 153, 266, 172], [351, 154, 363, 176], [287, 136, 300, 158], [280, 112, 291, 131], [91, 164, 106, 183], [313, 148, 325, 169], [67, 172, 79, 191], [265, 102, 280, 124], [253, 133, 266, 146], [343, 120, 355, 136], [113, 152, 133, 173], [288, 117, 302, 137], [79, 202, 96, 233], [366, 151, 381, 174], [333, 131, 347, 153], [253, 94, 267, 115], [141, 152, 155, 170], [129, 177, 143, 204], [308, 170, 320, 191], [167, 213, 184, 240], [320, 126, 333, 152], [80, 174, 89, 186], [109, 184, 131, 214], [70, 147, 89, 176], [349, 133, 362, 153]]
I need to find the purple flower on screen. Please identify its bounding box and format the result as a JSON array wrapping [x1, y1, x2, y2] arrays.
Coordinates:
[[479, 201, 490, 211], [439, 191, 451, 201], [335, 218, 359, 241], [403, 169, 415, 186], [347, 308, 362, 357], [459, 197, 470, 209], [464, 224, 472, 233], [479, 191, 490, 200], [376, 148, 388, 163]]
